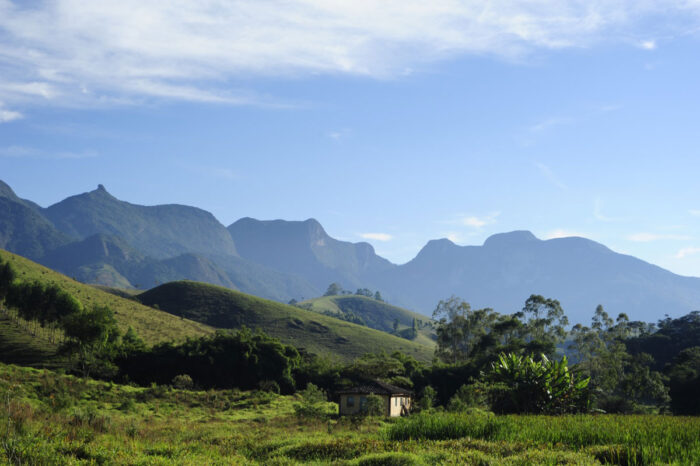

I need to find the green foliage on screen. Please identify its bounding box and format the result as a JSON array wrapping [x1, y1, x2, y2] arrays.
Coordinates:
[[485, 353, 590, 414], [518, 294, 568, 355], [668, 346, 700, 415], [172, 374, 194, 390], [118, 328, 301, 392], [324, 283, 344, 296], [362, 394, 385, 417], [293, 383, 332, 419]]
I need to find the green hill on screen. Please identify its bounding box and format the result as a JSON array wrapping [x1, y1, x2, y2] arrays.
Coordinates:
[[138, 281, 435, 362], [0, 250, 213, 355], [299, 295, 436, 347]]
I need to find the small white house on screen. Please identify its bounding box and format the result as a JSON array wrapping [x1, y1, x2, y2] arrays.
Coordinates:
[[337, 380, 412, 417]]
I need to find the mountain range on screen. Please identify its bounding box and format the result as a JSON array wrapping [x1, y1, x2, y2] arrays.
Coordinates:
[[1, 179, 699, 324]]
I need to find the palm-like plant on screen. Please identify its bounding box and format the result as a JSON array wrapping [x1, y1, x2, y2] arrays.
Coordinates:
[[485, 353, 590, 414]]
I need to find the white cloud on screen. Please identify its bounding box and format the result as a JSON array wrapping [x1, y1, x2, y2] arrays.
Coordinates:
[[639, 40, 656, 50], [359, 232, 393, 242], [690, 209, 700, 217], [676, 247, 700, 259], [627, 233, 692, 242], [544, 229, 586, 240], [529, 117, 572, 133], [0, 101, 23, 122], [0, 1, 698, 108], [460, 212, 500, 228]]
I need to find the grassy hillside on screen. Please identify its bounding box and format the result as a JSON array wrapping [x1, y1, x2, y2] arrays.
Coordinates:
[[138, 281, 435, 362], [300, 295, 436, 348], [0, 250, 213, 348]]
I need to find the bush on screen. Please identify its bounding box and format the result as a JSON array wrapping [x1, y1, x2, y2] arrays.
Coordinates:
[[294, 383, 330, 419], [172, 374, 194, 390], [363, 394, 385, 417]]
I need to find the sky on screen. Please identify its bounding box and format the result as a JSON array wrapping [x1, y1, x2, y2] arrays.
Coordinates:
[[2, 1, 700, 275]]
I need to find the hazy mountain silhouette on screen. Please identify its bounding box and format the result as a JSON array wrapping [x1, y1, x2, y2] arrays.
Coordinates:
[[1, 179, 699, 324], [44, 185, 237, 259], [228, 217, 395, 292], [378, 231, 700, 323]]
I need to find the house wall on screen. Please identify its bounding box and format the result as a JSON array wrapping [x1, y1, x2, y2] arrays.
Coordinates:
[[389, 395, 411, 417], [339, 394, 411, 417], [339, 394, 390, 416]]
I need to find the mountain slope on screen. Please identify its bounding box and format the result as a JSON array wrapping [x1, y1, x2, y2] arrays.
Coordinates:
[[228, 217, 394, 292], [0, 181, 72, 259], [0, 249, 213, 347], [138, 281, 435, 362], [44, 185, 237, 259], [379, 231, 700, 323]]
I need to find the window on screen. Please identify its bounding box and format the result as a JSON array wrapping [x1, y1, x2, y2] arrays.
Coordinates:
[[346, 396, 354, 408], [360, 396, 367, 408], [394, 397, 398, 406]]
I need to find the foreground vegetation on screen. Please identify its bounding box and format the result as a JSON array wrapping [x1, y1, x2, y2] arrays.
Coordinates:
[[2, 363, 699, 465]]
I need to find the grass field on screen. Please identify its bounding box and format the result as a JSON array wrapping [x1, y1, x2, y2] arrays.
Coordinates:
[[138, 281, 435, 363], [2, 362, 699, 465], [0, 250, 213, 347]]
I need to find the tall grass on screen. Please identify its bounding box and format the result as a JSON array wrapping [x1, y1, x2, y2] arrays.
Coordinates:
[[387, 412, 700, 464]]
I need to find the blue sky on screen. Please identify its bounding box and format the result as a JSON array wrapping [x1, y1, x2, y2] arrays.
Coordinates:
[[2, 1, 700, 275]]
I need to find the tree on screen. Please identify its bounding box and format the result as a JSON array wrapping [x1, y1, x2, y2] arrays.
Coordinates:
[[433, 296, 499, 364], [61, 305, 120, 378], [0, 260, 16, 307], [324, 283, 343, 296], [374, 291, 383, 302], [518, 295, 569, 356], [668, 347, 700, 415]]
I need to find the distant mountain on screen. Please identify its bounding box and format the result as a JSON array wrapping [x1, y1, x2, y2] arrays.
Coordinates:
[[0, 181, 71, 259], [228, 217, 395, 291], [44, 184, 237, 259], [378, 231, 700, 323]]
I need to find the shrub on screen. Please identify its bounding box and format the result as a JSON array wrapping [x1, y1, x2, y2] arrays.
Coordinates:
[[294, 383, 330, 419], [172, 374, 194, 390]]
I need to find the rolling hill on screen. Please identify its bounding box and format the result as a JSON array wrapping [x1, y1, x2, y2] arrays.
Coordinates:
[[137, 281, 435, 362], [298, 294, 436, 348], [0, 249, 213, 352]]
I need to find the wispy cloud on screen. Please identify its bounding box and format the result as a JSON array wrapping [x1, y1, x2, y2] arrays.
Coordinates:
[[628, 233, 692, 242], [327, 128, 352, 141], [0, 145, 97, 159], [0, 104, 23, 123], [529, 117, 572, 133], [459, 212, 500, 228], [359, 232, 393, 242], [544, 229, 586, 240], [690, 209, 700, 217], [676, 247, 700, 259], [594, 198, 628, 222], [534, 162, 567, 190], [0, 1, 698, 109]]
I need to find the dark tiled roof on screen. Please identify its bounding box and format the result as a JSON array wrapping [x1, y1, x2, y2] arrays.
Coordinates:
[[336, 379, 412, 396]]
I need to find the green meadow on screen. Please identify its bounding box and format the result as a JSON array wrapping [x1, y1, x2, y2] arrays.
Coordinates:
[[1, 363, 698, 465]]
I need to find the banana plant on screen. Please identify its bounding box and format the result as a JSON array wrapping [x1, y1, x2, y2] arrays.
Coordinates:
[[485, 352, 590, 414]]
